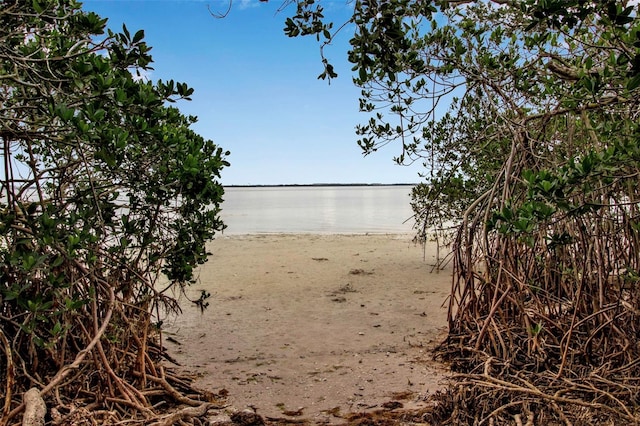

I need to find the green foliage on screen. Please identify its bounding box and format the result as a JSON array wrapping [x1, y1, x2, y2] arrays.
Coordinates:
[[285, 0, 640, 422], [283, 0, 337, 80], [284, 0, 640, 237], [0, 0, 227, 418]]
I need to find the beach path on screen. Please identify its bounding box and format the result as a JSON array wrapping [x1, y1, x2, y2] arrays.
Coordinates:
[[165, 234, 452, 423]]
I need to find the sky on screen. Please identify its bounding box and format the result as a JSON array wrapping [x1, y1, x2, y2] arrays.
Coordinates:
[[81, 0, 426, 185]]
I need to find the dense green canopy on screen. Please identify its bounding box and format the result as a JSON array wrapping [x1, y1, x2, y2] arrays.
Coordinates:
[[285, 0, 640, 423], [1, 0, 227, 422]]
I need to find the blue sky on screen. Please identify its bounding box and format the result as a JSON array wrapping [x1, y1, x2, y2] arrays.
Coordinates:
[[82, 0, 425, 185]]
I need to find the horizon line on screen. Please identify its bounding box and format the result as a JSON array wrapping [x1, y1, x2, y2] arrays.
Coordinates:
[[224, 182, 419, 188]]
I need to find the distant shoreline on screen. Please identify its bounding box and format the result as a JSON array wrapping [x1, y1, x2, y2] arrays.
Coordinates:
[[224, 183, 417, 188]]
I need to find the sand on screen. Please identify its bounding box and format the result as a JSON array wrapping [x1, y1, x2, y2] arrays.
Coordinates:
[[164, 233, 452, 424]]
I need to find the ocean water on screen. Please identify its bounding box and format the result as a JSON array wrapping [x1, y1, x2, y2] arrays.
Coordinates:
[[219, 185, 417, 235]]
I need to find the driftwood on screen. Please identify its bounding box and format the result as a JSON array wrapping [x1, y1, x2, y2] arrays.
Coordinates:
[[21, 389, 45, 426], [148, 403, 215, 426]]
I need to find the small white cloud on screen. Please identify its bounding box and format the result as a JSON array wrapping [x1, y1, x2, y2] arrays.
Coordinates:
[[236, 0, 261, 10]]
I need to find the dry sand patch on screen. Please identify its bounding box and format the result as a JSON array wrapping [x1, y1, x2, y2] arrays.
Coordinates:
[[165, 234, 451, 424]]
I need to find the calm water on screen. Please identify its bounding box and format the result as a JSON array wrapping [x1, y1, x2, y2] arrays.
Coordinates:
[[219, 185, 417, 234]]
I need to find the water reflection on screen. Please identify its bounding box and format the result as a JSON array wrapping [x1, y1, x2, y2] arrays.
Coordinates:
[[220, 185, 416, 234]]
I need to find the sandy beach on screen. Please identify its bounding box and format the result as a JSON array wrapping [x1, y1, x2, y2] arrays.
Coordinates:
[[164, 233, 452, 424]]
